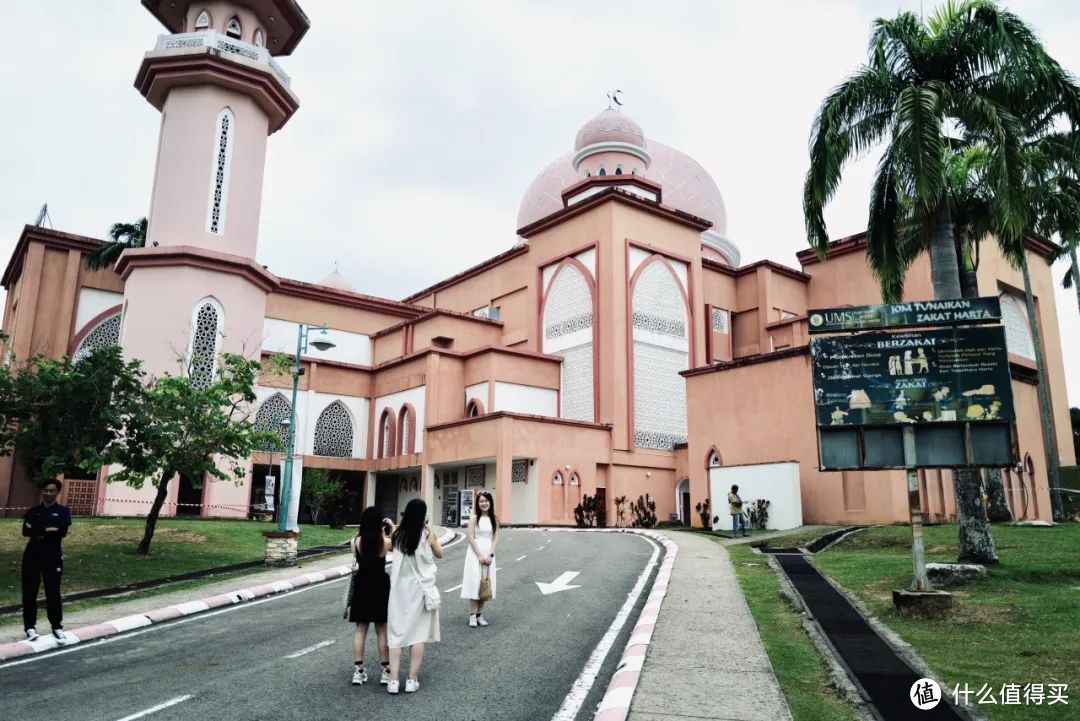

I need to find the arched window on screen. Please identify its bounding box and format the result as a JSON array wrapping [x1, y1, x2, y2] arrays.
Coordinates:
[[615, 166, 623, 175], [398, 404, 416, 454], [194, 9, 211, 29], [253, 28, 265, 47], [552, 470, 564, 485], [313, 401, 353, 457], [226, 17, 242, 39], [707, 448, 721, 469], [569, 471, 580, 486], [631, 257, 689, 450], [188, 298, 223, 390], [999, 291, 1035, 360], [598, 167, 607, 176], [206, 108, 235, 235], [255, 393, 292, 451], [542, 260, 595, 422], [378, 408, 396, 458], [466, 398, 484, 418], [71, 312, 122, 364]]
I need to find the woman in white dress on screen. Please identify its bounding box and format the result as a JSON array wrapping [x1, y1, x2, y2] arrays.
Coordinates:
[[461, 492, 498, 627], [387, 499, 444, 694]]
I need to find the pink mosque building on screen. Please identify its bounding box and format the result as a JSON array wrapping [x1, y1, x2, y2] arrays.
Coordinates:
[[0, 0, 1073, 528]]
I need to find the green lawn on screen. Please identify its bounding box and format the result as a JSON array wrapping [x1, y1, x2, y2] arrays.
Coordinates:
[[751, 526, 845, 549], [720, 538, 862, 721], [813, 524, 1080, 721], [1, 518, 354, 608]]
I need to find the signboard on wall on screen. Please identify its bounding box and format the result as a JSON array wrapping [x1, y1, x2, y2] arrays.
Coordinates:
[[263, 475, 276, 512], [810, 326, 1015, 426], [807, 297, 1001, 334]]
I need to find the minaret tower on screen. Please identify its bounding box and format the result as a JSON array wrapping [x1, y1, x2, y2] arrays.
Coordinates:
[[116, 1, 309, 378]]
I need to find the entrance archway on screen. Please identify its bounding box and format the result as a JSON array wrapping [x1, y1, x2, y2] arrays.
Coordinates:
[[675, 478, 690, 525]]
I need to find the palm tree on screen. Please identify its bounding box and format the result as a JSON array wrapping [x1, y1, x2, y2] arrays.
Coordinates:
[[85, 217, 147, 271], [804, 0, 1080, 562]]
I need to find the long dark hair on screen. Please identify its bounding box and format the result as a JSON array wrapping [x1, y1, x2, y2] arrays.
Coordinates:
[[475, 492, 498, 535], [393, 499, 427, 556], [355, 506, 384, 567]]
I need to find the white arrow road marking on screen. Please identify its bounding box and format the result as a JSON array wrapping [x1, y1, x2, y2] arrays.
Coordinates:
[[284, 639, 335, 659], [536, 571, 581, 595], [515, 555, 527, 562], [114, 695, 192, 721]]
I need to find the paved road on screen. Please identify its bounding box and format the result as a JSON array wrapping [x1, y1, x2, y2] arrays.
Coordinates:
[[0, 529, 659, 721]]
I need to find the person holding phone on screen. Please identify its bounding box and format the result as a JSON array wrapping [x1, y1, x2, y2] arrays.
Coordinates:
[[461, 491, 498, 627], [728, 484, 747, 538], [386, 499, 443, 694], [21, 480, 72, 643], [347, 507, 394, 686]]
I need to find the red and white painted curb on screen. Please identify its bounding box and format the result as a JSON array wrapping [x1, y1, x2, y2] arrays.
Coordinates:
[[594, 530, 678, 721], [0, 528, 458, 663]]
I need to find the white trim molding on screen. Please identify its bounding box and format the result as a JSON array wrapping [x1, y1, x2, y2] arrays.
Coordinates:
[[701, 229, 741, 267], [572, 141, 652, 171]]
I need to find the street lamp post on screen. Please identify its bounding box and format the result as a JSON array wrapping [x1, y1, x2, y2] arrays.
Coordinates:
[[277, 324, 336, 533]]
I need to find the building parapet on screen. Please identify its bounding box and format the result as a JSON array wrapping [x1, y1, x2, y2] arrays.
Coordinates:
[[154, 31, 292, 87]]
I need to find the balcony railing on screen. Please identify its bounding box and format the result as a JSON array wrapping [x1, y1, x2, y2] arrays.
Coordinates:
[[154, 31, 291, 87]]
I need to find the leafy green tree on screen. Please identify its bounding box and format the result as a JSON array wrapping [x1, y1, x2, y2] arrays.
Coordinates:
[[85, 217, 147, 271], [0, 347, 144, 484], [803, 0, 1080, 561], [107, 353, 276, 555], [301, 468, 343, 526]]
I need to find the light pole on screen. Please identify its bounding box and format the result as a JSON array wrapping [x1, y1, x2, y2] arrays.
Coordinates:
[[278, 324, 336, 533]]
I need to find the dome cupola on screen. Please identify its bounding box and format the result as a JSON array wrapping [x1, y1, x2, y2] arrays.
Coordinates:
[[571, 109, 651, 179]]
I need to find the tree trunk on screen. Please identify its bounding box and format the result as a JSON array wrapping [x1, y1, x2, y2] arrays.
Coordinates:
[[1071, 247, 1080, 320], [138, 474, 173, 555], [1021, 254, 1065, 521], [929, 201, 997, 562], [984, 468, 1012, 522]]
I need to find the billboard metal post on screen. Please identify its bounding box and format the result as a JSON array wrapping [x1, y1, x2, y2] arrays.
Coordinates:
[[903, 425, 929, 591]]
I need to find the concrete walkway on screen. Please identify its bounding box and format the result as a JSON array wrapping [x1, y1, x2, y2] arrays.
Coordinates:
[[628, 530, 793, 721]]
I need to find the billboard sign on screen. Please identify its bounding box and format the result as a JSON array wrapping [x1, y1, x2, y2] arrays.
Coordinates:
[[810, 326, 1014, 427], [807, 297, 1000, 334]]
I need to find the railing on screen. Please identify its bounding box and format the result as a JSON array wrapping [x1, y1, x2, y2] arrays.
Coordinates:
[[155, 31, 291, 87]]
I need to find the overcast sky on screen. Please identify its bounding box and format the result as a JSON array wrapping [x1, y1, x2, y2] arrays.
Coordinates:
[[1, 0, 1078, 403]]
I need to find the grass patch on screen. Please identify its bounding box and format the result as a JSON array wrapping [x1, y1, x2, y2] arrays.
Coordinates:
[[813, 523, 1080, 721], [1, 517, 354, 608], [719, 540, 861, 721], [752, 526, 847, 550]]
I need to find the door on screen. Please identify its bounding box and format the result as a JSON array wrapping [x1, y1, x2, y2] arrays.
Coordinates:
[[595, 487, 607, 527], [374, 475, 400, 522], [681, 491, 691, 525], [176, 473, 203, 516]]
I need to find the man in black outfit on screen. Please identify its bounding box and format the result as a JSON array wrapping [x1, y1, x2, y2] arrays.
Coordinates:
[[22, 479, 72, 643]]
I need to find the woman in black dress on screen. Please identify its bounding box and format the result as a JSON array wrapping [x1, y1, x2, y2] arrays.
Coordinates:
[[349, 506, 394, 686]]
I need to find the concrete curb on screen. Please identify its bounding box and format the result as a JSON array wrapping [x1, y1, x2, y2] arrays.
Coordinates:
[[593, 529, 677, 721], [0, 527, 459, 663]]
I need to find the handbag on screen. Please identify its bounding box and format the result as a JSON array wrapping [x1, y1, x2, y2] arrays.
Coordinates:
[[478, 565, 492, 602]]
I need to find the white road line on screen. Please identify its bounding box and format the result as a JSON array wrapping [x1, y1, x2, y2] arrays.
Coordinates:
[[114, 695, 192, 721], [537, 545, 546, 551], [284, 639, 335, 659], [550, 534, 660, 721], [515, 555, 527, 562], [444, 583, 463, 593]]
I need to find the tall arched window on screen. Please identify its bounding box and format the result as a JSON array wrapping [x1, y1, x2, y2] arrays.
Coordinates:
[[466, 399, 484, 418], [226, 17, 242, 39], [378, 408, 396, 458], [598, 167, 607, 176], [194, 9, 211, 29], [71, 312, 122, 364], [189, 298, 223, 390], [999, 291, 1035, 360], [313, 401, 353, 457], [542, 260, 595, 422], [254, 393, 292, 451], [398, 404, 416, 454], [253, 29, 265, 47], [552, 470, 564, 485], [206, 108, 235, 235], [631, 257, 689, 449], [707, 448, 721, 469]]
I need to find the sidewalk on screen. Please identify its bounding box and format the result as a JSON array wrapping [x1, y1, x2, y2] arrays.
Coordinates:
[[627, 530, 793, 721]]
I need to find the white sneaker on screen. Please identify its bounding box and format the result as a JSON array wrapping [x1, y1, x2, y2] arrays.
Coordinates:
[[405, 678, 420, 693], [352, 667, 367, 685], [387, 679, 400, 694], [25, 628, 39, 642], [52, 629, 68, 644], [476, 614, 489, 627], [380, 667, 391, 685], [468, 614, 478, 628]]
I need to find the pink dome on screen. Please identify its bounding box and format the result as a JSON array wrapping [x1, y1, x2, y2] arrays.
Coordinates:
[[318, 270, 356, 292], [517, 139, 728, 237], [574, 109, 646, 151]]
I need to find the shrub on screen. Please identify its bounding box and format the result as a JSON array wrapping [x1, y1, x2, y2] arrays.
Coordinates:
[[574, 493, 601, 528], [614, 495, 628, 527], [747, 498, 770, 530], [630, 495, 657, 528], [694, 498, 711, 528]]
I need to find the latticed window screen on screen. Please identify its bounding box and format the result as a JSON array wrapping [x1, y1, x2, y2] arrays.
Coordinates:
[[543, 263, 595, 422], [254, 393, 291, 451], [999, 292, 1035, 360], [313, 401, 353, 457], [190, 302, 220, 390], [72, 313, 122, 363], [711, 308, 729, 334], [632, 260, 689, 450], [381, 413, 392, 457], [400, 408, 412, 454], [207, 109, 234, 234], [511, 459, 527, 483]]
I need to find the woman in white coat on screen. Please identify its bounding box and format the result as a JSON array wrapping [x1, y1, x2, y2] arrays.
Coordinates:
[[461, 492, 498, 627], [387, 499, 444, 694]]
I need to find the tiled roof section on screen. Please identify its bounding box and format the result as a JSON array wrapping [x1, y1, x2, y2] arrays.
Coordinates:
[[371, 308, 503, 340]]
